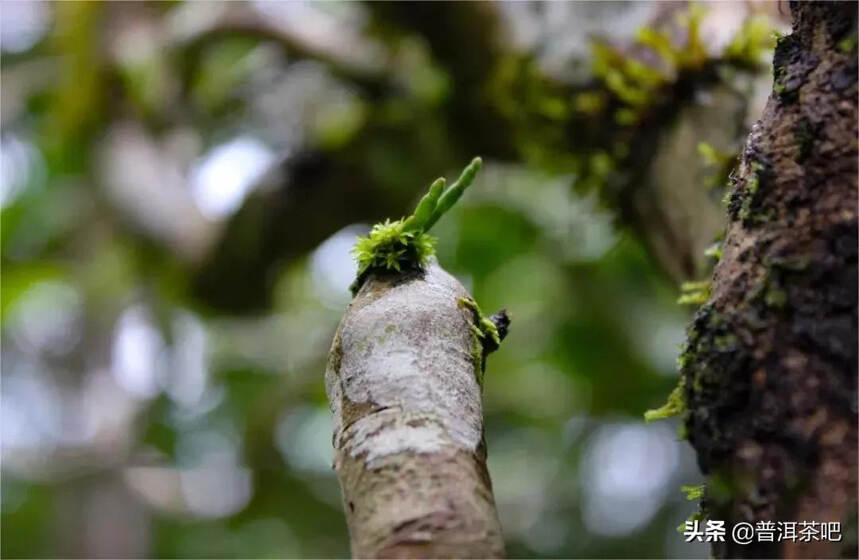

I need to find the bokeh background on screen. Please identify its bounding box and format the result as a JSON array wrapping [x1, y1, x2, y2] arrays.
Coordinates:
[[1, 1, 787, 558]]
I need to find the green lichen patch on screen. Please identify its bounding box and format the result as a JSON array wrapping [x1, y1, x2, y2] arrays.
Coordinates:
[[350, 158, 482, 295], [644, 377, 687, 422]]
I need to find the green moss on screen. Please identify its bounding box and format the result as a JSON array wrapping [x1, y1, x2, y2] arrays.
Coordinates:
[[637, 26, 678, 65], [724, 16, 775, 64], [735, 161, 775, 225], [697, 142, 719, 166], [644, 377, 686, 422], [591, 40, 663, 117], [676, 302, 741, 404], [352, 219, 436, 278], [721, 185, 734, 208], [764, 286, 787, 308], [677, 509, 706, 533], [677, 481, 709, 533], [750, 254, 810, 312], [681, 483, 706, 501], [714, 333, 738, 351], [458, 297, 501, 346], [678, 280, 711, 306], [772, 35, 801, 105], [492, 5, 779, 213], [839, 33, 858, 53], [766, 255, 810, 271], [457, 297, 504, 387], [573, 91, 606, 115], [746, 165, 761, 195], [706, 469, 734, 506], [350, 158, 482, 295], [704, 241, 723, 262], [633, 6, 708, 70], [594, 3, 770, 135], [467, 325, 485, 387], [614, 108, 640, 125]]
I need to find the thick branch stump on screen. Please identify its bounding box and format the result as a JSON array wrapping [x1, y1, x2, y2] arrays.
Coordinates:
[[681, 2, 858, 558]]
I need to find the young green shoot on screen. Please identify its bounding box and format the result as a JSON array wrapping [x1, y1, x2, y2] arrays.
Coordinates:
[[350, 157, 483, 295]]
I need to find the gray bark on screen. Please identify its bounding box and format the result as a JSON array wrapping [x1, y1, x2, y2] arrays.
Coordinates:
[[325, 259, 504, 558]]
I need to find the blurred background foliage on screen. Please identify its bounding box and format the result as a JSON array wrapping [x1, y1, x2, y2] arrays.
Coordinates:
[[1, 2, 786, 558]]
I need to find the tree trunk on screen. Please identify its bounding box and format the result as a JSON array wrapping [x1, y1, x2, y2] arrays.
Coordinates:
[[324, 259, 505, 558], [681, 2, 858, 558]]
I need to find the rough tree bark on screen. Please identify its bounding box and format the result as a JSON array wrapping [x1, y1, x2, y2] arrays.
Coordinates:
[[325, 260, 504, 558], [680, 2, 857, 558]]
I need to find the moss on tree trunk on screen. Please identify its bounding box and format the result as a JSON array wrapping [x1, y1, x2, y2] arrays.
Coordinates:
[[680, 2, 858, 558]]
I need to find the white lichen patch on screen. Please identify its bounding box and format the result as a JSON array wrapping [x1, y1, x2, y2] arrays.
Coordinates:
[[340, 410, 454, 467], [325, 259, 484, 465]]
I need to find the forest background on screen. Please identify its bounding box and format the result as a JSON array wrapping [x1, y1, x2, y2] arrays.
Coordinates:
[[1, 2, 791, 558]]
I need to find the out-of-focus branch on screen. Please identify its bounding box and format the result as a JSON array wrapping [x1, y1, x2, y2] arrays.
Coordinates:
[[189, 3, 520, 313], [191, 2, 780, 313], [190, 151, 395, 312], [174, 5, 392, 98], [368, 2, 519, 159], [616, 62, 752, 283]]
